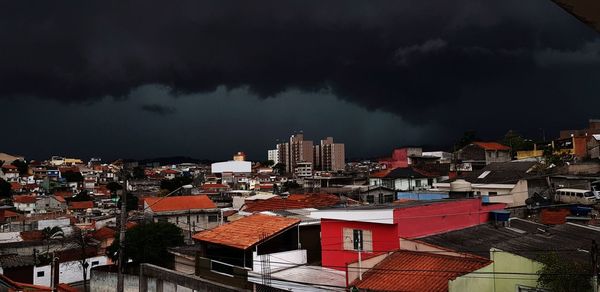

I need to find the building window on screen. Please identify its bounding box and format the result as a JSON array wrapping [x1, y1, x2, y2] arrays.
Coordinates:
[[489, 192, 498, 196], [37, 271, 45, 277], [208, 214, 219, 222], [366, 195, 374, 204], [157, 218, 168, 223], [384, 194, 394, 203], [343, 228, 373, 252], [415, 180, 422, 187], [91, 261, 100, 266]]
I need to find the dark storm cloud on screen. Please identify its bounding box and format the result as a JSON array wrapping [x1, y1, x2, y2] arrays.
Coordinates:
[[1, 0, 599, 135], [140, 103, 176, 116]]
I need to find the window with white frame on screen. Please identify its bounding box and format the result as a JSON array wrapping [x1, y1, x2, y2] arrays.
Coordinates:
[[343, 228, 373, 252]]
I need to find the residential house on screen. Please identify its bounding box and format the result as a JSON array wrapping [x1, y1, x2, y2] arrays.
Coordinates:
[[35, 196, 67, 213], [13, 195, 37, 213], [456, 142, 511, 169], [416, 220, 600, 291], [590, 134, 600, 159], [161, 169, 180, 180], [192, 214, 308, 290], [143, 195, 220, 238], [1, 165, 20, 182], [369, 167, 438, 191], [310, 198, 506, 270], [432, 161, 538, 207], [68, 201, 94, 213]]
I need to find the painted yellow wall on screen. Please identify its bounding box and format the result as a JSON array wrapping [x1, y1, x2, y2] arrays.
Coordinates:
[[491, 248, 542, 291], [450, 248, 543, 292], [449, 264, 494, 292]]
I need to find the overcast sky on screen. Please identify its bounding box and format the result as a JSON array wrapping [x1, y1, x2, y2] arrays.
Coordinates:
[[1, 1, 599, 161]]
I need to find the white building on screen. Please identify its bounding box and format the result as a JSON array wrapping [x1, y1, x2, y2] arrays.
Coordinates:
[[268, 149, 279, 163], [294, 162, 313, 178], [211, 160, 251, 174]]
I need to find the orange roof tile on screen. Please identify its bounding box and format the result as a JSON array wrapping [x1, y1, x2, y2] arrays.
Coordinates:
[[69, 201, 94, 209], [473, 142, 511, 151], [20, 230, 45, 241], [92, 227, 116, 241], [54, 195, 66, 203], [13, 195, 37, 204], [10, 182, 22, 190], [352, 251, 490, 291], [201, 183, 229, 190], [370, 168, 394, 178], [192, 214, 300, 249], [144, 195, 217, 212], [243, 193, 340, 212]]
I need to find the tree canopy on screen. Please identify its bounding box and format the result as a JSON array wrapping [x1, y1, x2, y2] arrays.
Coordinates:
[[160, 176, 193, 193], [537, 252, 592, 292], [63, 171, 84, 183], [70, 190, 92, 202], [107, 221, 184, 268], [11, 160, 29, 176], [117, 194, 139, 211], [0, 178, 12, 198]]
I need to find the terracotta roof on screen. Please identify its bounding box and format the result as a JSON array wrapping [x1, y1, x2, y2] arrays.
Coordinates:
[[370, 169, 393, 178], [352, 251, 490, 291], [20, 230, 45, 241], [201, 183, 229, 190], [69, 201, 94, 209], [92, 227, 116, 241], [10, 182, 22, 190], [0, 209, 20, 219], [243, 193, 340, 212], [192, 214, 300, 249], [144, 195, 217, 212], [13, 195, 37, 204], [472, 142, 511, 151], [54, 195, 66, 203], [54, 191, 75, 198], [1, 164, 17, 170], [162, 169, 179, 174]]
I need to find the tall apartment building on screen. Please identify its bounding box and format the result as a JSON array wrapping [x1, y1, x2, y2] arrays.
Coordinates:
[[319, 137, 345, 171], [272, 133, 344, 174], [267, 149, 279, 163], [288, 133, 314, 173]]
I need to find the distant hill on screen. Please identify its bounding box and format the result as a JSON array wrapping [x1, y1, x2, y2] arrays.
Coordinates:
[[132, 156, 214, 166]]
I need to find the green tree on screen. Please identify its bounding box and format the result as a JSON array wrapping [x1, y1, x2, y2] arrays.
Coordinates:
[[281, 181, 301, 193], [63, 171, 84, 183], [70, 190, 92, 202], [11, 160, 29, 176], [454, 130, 479, 150], [500, 130, 535, 157], [132, 166, 146, 180], [160, 176, 193, 193], [107, 222, 184, 268], [117, 194, 139, 211], [106, 181, 123, 194], [272, 163, 286, 175], [537, 252, 592, 292], [261, 160, 275, 167], [0, 178, 11, 198]]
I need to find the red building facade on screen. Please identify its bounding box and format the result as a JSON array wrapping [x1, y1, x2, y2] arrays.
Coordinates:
[[318, 199, 506, 270]]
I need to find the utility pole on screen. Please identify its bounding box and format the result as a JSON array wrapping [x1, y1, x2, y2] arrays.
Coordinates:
[[593, 240, 598, 292], [117, 169, 128, 292]]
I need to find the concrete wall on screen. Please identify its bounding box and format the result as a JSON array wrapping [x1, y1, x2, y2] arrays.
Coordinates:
[[449, 264, 494, 292], [91, 269, 156, 292], [252, 249, 307, 274], [34, 256, 109, 286]]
